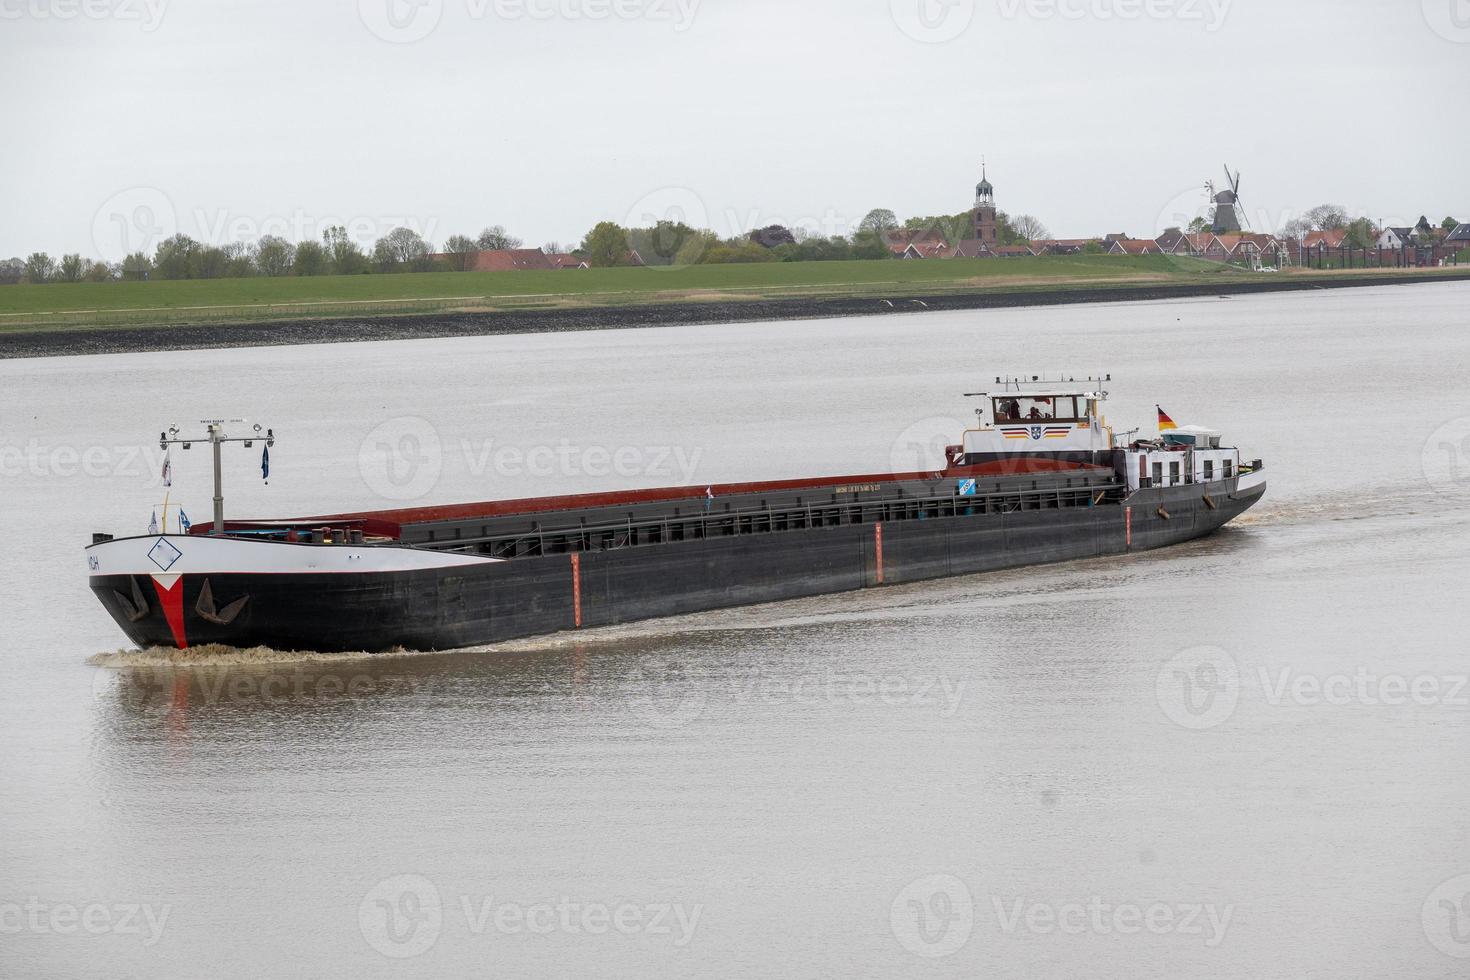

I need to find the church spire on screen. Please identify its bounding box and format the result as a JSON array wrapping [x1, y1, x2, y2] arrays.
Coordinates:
[[975, 157, 994, 204]]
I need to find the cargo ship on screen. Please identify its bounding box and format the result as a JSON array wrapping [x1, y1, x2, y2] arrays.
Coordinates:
[[85, 380, 1265, 652]]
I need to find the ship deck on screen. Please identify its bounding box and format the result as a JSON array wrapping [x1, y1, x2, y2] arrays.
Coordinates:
[[196, 458, 1126, 561]]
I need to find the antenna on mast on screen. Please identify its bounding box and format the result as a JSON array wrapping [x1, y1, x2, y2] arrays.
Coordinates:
[[158, 420, 275, 534]]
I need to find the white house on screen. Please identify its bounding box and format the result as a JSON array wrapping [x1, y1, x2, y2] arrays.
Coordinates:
[[1376, 226, 1413, 249]]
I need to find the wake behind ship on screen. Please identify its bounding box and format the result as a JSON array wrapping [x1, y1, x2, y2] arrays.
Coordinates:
[[86, 379, 1266, 652]]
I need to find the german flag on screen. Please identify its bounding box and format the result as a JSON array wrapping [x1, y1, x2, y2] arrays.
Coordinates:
[[1157, 405, 1178, 432]]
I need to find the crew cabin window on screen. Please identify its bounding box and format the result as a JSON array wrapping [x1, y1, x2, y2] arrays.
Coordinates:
[[1203, 460, 1215, 481], [1223, 460, 1233, 479], [1169, 461, 1181, 485], [993, 396, 1082, 423], [1151, 461, 1163, 485]]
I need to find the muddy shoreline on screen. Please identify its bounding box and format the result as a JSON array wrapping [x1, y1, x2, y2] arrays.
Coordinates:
[[3, 271, 1466, 359]]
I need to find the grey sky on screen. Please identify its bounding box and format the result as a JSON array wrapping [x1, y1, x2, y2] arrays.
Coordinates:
[[3, 0, 1468, 260]]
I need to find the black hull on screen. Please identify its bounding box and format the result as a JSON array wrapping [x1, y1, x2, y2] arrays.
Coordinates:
[[90, 481, 1264, 653]]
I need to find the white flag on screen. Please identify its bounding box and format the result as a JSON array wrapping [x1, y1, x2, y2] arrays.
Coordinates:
[[148, 510, 159, 535], [161, 453, 172, 488]]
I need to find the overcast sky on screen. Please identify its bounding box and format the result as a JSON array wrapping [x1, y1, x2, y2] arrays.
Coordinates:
[[3, 0, 1468, 260]]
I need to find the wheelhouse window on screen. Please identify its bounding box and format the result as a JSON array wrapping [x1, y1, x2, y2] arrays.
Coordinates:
[[993, 396, 1084, 423]]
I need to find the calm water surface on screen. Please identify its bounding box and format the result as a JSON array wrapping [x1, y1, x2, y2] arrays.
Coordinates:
[[4, 282, 1470, 978]]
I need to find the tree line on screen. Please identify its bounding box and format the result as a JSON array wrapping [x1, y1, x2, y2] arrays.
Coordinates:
[[1, 206, 1054, 285]]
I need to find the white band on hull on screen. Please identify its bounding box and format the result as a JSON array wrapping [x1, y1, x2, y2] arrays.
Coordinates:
[[86, 534, 501, 577], [1234, 471, 1267, 494]]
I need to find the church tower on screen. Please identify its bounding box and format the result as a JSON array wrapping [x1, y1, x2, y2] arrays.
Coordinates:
[[971, 164, 997, 246]]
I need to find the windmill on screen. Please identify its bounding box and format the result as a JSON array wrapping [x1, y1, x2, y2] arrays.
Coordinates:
[[1206, 165, 1248, 234]]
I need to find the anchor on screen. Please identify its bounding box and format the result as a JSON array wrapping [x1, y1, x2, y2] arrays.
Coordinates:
[[112, 576, 150, 623], [196, 578, 250, 626]]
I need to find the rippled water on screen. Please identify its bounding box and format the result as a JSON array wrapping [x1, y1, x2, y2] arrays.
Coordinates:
[[4, 282, 1470, 978]]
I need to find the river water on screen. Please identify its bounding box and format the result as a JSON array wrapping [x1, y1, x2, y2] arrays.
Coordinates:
[[3, 281, 1470, 978]]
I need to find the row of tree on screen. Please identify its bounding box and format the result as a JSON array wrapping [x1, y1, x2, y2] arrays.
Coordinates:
[[1180, 207, 1465, 247], [0, 225, 527, 285], [579, 208, 1052, 268], [0, 206, 1050, 284]]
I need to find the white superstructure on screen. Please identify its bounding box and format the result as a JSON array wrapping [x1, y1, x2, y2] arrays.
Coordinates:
[[956, 376, 1262, 494]]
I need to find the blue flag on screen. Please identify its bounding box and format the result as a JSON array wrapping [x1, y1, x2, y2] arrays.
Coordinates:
[[179, 509, 191, 533], [261, 444, 270, 484]]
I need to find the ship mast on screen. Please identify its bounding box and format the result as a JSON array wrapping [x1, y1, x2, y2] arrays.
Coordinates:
[[158, 420, 274, 534]]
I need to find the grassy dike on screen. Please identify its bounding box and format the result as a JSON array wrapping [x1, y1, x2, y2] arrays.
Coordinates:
[[0, 256, 1464, 357], [0, 255, 1261, 330]]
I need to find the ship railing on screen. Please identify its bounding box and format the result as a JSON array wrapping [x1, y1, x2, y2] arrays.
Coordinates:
[[418, 479, 1131, 559]]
